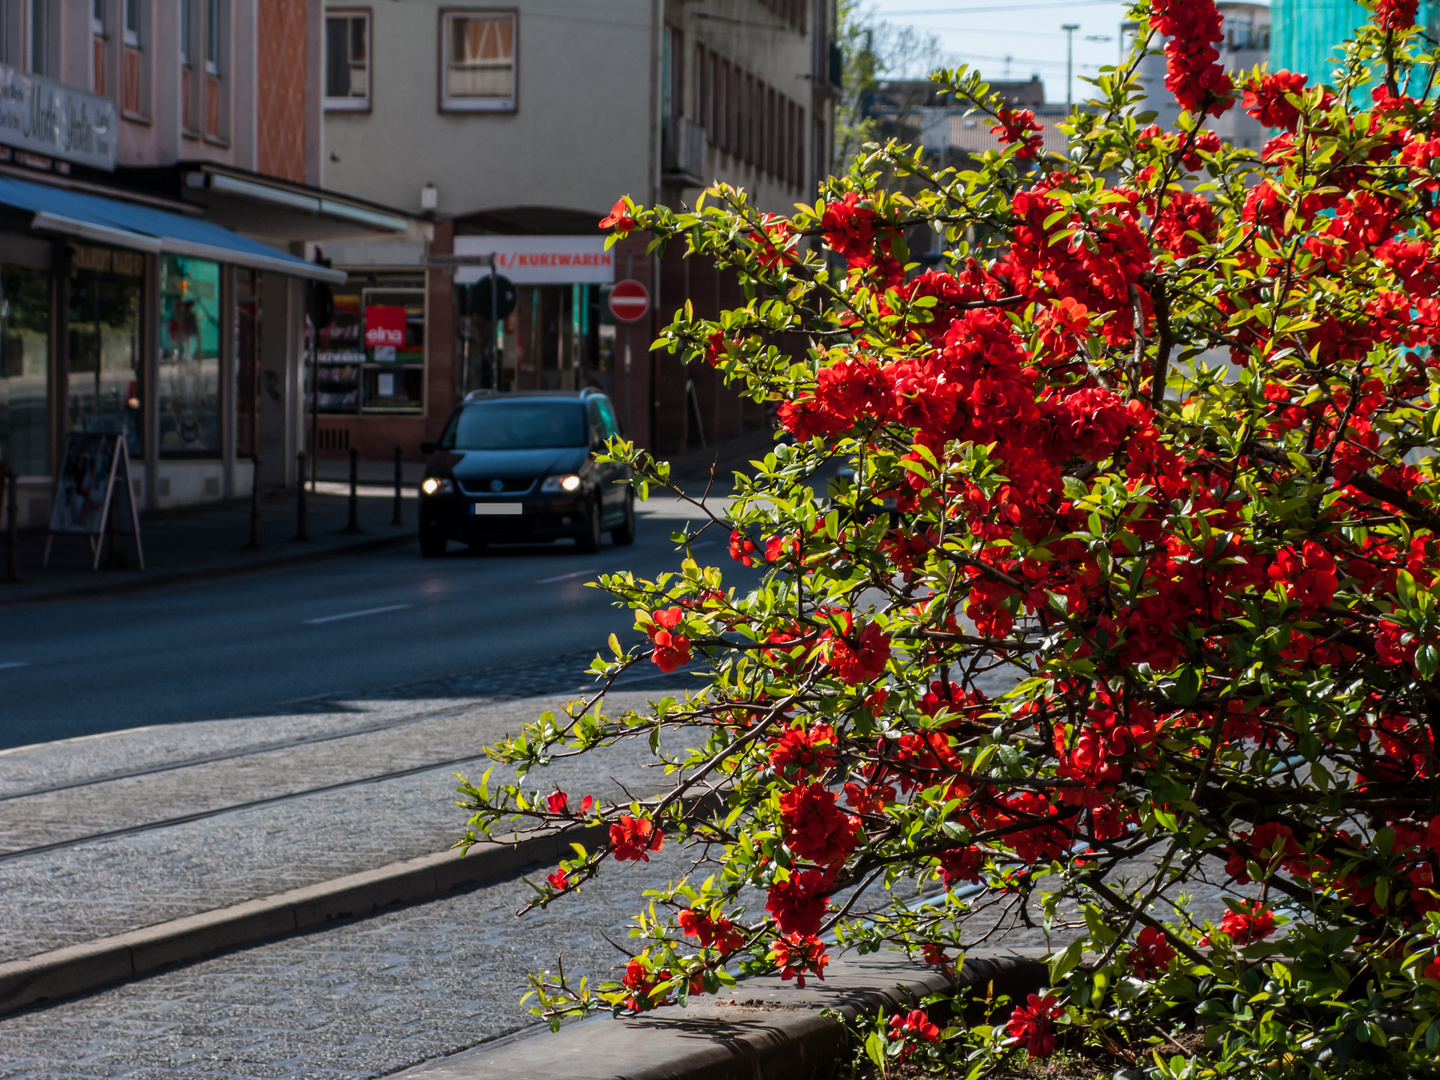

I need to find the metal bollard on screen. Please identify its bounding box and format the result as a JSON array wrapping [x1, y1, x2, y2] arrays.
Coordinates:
[[342, 445, 362, 534], [244, 457, 262, 550], [391, 445, 403, 527], [294, 451, 309, 542], [3, 467, 19, 583]]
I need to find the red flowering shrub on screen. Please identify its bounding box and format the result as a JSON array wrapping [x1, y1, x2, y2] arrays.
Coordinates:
[[458, 6, 1440, 1077]]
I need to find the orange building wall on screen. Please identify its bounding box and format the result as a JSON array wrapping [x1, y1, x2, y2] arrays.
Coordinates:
[[257, 0, 308, 182]]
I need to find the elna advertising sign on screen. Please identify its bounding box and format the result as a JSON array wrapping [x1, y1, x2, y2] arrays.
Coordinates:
[[0, 63, 117, 171]]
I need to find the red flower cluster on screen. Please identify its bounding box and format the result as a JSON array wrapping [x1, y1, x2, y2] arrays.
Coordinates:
[[1243, 71, 1310, 131], [770, 723, 839, 777], [599, 198, 635, 233], [991, 108, 1044, 159], [889, 1008, 941, 1060], [780, 782, 861, 865], [1376, 0, 1418, 30], [769, 932, 830, 988], [1006, 993, 1061, 1057], [821, 617, 891, 684], [621, 957, 671, 1010], [1150, 0, 1234, 117], [1127, 926, 1177, 978], [678, 907, 745, 954], [819, 192, 890, 270], [648, 607, 692, 673], [1267, 540, 1339, 613], [1204, 901, 1278, 945], [610, 815, 664, 862], [766, 867, 833, 935], [1153, 189, 1219, 258]]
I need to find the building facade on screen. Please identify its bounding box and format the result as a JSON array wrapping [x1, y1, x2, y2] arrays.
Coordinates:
[[0, 0, 423, 530], [320, 0, 839, 458], [1272, 0, 1436, 84]]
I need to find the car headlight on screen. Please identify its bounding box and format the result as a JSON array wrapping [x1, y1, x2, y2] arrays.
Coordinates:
[[420, 477, 455, 496], [541, 474, 582, 493]]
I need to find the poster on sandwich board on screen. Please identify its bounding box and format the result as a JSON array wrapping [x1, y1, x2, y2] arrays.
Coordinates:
[[44, 433, 144, 570]]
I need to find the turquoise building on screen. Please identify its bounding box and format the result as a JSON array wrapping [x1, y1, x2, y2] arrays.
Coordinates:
[[1271, 0, 1437, 83]]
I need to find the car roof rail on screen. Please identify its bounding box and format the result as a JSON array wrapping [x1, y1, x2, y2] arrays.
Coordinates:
[[463, 389, 501, 401]]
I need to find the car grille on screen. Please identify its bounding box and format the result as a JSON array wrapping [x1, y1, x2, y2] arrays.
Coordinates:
[[457, 477, 535, 495]]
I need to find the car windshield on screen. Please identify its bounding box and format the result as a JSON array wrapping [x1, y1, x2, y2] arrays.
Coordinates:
[[444, 401, 587, 451]]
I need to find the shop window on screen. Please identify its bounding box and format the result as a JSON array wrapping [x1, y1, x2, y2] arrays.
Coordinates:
[[324, 10, 369, 110], [315, 280, 423, 414], [235, 268, 257, 460], [158, 256, 221, 459], [67, 245, 144, 460], [440, 10, 515, 112], [0, 264, 51, 478]]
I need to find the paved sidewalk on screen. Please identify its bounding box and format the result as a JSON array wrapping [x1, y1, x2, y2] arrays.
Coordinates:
[[0, 681, 677, 962], [0, 485, 416, 606]]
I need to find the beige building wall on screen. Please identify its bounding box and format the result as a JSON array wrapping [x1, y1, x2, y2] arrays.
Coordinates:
[[321, 0, 832, 220], [323, 0, 658, 219]]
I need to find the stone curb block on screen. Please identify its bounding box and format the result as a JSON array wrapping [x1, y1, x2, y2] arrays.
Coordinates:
[[390, 951, 1050, 1080], [0, 823, 608, 1015]]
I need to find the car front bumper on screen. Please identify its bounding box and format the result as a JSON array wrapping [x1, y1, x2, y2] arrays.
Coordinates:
[[419, 493, 588, 541]]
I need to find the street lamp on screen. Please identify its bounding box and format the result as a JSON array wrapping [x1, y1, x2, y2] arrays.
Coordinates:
[[1061, 24, 1080, 110]]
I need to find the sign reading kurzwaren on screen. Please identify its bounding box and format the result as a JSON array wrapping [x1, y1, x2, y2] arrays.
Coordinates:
[[0, 63, 117, 171], [452, 236, 614, 285]]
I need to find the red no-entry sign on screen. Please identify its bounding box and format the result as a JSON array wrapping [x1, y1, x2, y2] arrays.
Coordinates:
[[608, 279, 650, 323]]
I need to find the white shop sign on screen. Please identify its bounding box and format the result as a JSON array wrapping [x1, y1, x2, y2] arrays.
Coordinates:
[[452, 236, 614, 285], [0, 63, 117, 171]]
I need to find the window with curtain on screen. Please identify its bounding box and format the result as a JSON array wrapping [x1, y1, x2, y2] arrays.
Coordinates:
[[324, 11, 370, 109], [440, 10, 515, 111]]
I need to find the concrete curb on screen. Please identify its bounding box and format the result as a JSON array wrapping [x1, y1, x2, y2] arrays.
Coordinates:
[[0, 532, 415, 607], [0, 823, 607, 1015], [390, 951, 1050, 1080]]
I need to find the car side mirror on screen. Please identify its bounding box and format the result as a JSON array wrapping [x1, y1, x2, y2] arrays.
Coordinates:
[[420, 441, 436, 455]]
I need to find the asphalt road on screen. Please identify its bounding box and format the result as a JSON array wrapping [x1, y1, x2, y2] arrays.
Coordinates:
[[0, 498, 738, 750]]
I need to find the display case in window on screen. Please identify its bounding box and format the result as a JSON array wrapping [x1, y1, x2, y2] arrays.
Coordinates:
[[358, 285, 424, 413], [316, 291, 364, 413], [315, 283, 426, 414]]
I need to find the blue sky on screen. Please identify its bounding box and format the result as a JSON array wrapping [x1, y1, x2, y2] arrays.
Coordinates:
[[864, 1, 1137, 104]]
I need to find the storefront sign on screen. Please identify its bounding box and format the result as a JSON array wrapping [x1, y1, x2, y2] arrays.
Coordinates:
[[0, 63, 117, 171], [364, 306, 407, 348], [71, 244, 145, 277], [453, 237, 614, 285]]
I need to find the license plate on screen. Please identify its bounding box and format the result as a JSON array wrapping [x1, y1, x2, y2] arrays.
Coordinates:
[[471, 503, 522, 516]]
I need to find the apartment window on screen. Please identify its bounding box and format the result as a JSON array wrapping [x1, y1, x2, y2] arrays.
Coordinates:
[[28, 0, 49, 74], [662, 24, 681, 122], [766, 86, 776, 175], [694, 44, 707, 129], [92, 0, 106, 94], [204, 0, 218, 72], [325, 11, 369, 108], [180, 0, 194, 131], [440, 10, 516, 112], [202, 0, 224, 139], [122, 0, 144, 117]]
